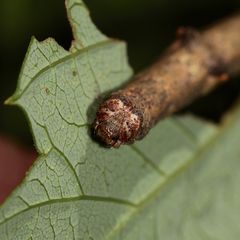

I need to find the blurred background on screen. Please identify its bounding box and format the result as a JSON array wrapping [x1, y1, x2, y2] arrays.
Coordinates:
[[0, 0, 240, 201]]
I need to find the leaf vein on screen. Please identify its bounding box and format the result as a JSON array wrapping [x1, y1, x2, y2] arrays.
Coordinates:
[[12, 40, 113, 102], [0, 196, 136, 226]]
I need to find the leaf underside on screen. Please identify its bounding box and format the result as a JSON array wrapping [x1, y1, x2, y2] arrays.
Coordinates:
[[1, 0, 240, 239]]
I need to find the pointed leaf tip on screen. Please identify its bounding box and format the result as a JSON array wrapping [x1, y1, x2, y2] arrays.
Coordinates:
[[65, 0, 107, 50]]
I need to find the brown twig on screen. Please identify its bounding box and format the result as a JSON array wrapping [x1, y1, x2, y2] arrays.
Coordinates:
[[93, 14, 240, 148]]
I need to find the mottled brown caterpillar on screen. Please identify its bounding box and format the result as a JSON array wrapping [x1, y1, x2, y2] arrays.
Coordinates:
[[93, 14, 240, 148]]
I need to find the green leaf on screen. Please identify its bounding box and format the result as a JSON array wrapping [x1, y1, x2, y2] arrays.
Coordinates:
[[1, 0, 240, 239]]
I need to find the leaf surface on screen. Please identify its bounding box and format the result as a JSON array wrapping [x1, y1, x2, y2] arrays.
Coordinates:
[[1, 1, 240, 239]]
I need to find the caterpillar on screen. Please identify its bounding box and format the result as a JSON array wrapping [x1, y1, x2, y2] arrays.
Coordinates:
[[93, 14, 240, 148]]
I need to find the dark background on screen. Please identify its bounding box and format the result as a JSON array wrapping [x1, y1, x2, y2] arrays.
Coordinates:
[[0, 0, 240, 146]]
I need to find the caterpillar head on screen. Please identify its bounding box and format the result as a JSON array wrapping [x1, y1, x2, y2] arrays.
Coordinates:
[[93, 97, 141, 148]]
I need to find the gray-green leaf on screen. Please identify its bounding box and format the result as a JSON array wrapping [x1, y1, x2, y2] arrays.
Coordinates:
[[1, 0, 240, 239]]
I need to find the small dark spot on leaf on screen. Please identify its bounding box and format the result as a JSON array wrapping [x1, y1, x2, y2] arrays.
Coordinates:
[[72, 70, 77, 76], [45, 88, 50, 95]]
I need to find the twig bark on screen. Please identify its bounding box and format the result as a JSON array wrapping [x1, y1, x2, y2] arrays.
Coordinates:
[[93, 14, 240, 147]]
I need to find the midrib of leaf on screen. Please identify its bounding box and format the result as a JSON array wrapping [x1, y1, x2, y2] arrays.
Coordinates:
[[106, 110, 237, 239]]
